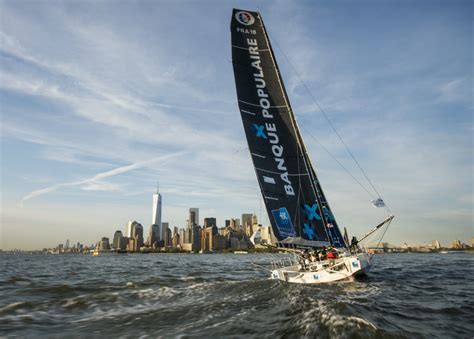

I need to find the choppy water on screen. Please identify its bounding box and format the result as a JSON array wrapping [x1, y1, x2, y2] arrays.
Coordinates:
[[1, 252, 473, 338]]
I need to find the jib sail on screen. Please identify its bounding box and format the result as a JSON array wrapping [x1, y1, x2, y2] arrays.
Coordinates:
[[230, 9, 346, 248]]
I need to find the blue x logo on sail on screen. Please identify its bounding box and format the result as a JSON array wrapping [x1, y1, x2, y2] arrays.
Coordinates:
[[303, 223, 316, 240], [252, 123, 267, 139], [303, 203, 321, 220]]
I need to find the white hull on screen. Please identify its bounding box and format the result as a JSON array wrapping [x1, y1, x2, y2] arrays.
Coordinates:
[[270, 252, 372, 284]]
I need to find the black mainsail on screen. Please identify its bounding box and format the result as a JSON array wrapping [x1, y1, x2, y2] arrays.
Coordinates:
[[231, 9, 346, 248]]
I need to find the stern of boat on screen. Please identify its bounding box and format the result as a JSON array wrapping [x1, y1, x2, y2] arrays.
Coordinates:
[[349, 252, 372, 276]]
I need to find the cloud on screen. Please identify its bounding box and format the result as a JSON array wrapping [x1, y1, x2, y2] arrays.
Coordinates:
[[19, 153, 185, 206], [437, 78, 469, 104]]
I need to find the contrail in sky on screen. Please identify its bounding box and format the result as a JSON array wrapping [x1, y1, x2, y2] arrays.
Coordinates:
[[19, 153, 183, 206]]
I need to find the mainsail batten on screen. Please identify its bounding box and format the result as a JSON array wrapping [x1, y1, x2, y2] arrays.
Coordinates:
[[231, 9, 346, 248]]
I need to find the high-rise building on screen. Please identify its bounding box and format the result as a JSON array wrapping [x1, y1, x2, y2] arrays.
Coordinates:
[[225, 219, 230, 228], [219, 227, 228, 237], [252, 213, 258, 226], [112, 230, 123, 249], [98, 237, 110, 251], [431, 240, 441, 249], [184, 228, 191, 244], [120, 236, 129, 251], [131, 222, 144, 251], [164, 227, 172, 247], [241, 214, 252, 227], [125, 221, 134, 238], [147, 224, 160, 247], [172, 231, 180, 248], [127, 238, 136, 252], [450, 239, 462, 249], [126, 221, 141, 238], [230, 218, 240, 231], [260, 225, 275, 245], [152, 184, 162, 240], [204, 217, 217, 228], [189, 208, 199, 227], [162, 222, 169, 244], [249, 213, 259, 235], [241, 214, 253, 235], [192, 224, 202, 252], [201, 224, 219, 252]]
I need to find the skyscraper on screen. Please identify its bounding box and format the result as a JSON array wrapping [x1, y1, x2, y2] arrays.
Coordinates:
[[230, 218, 240, 231], [164, 227, 172, 247], [125, 221, 134, 238], [161, 222, 169, 244], [251, 213, 259, 235], [112, 230, 123, 249], [204, 217, 217, 228], [189, 208, 199, 227], [147, 224, 160, 247], [252, 213, 258, 226], [131, 222, 144, 251], [192, 224, 201, 252], [152, 183, 162, 240], [97, 237, 110, 251], [241, 214, 253, 235]]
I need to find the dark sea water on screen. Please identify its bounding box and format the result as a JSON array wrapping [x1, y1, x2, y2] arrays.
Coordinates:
[[1, 252, 473, 338]]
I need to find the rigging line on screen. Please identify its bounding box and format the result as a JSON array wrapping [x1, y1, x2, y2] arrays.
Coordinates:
[[376, 218, 392, 249], [299, 124, 376, 200], [370, 220, 393, 264], [268, 35, 386, 203], [294, 106, 303, 236], [293, 140, 304, 237]]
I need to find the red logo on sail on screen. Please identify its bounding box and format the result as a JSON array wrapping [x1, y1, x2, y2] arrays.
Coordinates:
[[235, 11, 255, 26]]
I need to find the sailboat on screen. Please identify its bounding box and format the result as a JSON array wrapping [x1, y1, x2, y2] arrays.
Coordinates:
[[230, 9, 394, 284]]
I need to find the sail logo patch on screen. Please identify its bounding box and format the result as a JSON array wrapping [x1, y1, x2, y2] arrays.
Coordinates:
[[235, 11, 255, 26], [303, 204, 322, 221], [252, 123, 267, 139], [271, 207, 296, 238]]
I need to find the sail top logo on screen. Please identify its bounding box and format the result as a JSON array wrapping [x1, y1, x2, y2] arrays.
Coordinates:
[[235, 11, 255, 26]]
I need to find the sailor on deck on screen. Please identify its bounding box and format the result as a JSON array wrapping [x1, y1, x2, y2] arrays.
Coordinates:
[[318, 246, 327, 261], [327, 247, 338, 267], [351, 236, 359, 252]]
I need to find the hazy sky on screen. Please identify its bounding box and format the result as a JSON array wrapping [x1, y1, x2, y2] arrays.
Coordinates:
[[1, 0, 472, 250]]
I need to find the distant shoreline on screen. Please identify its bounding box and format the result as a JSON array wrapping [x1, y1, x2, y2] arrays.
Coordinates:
[[1, 249, 473, 255]]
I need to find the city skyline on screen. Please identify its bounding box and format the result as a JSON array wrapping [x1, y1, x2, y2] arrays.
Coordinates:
[[5, 186, 471, 251], [1, 1, 472, 250]]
